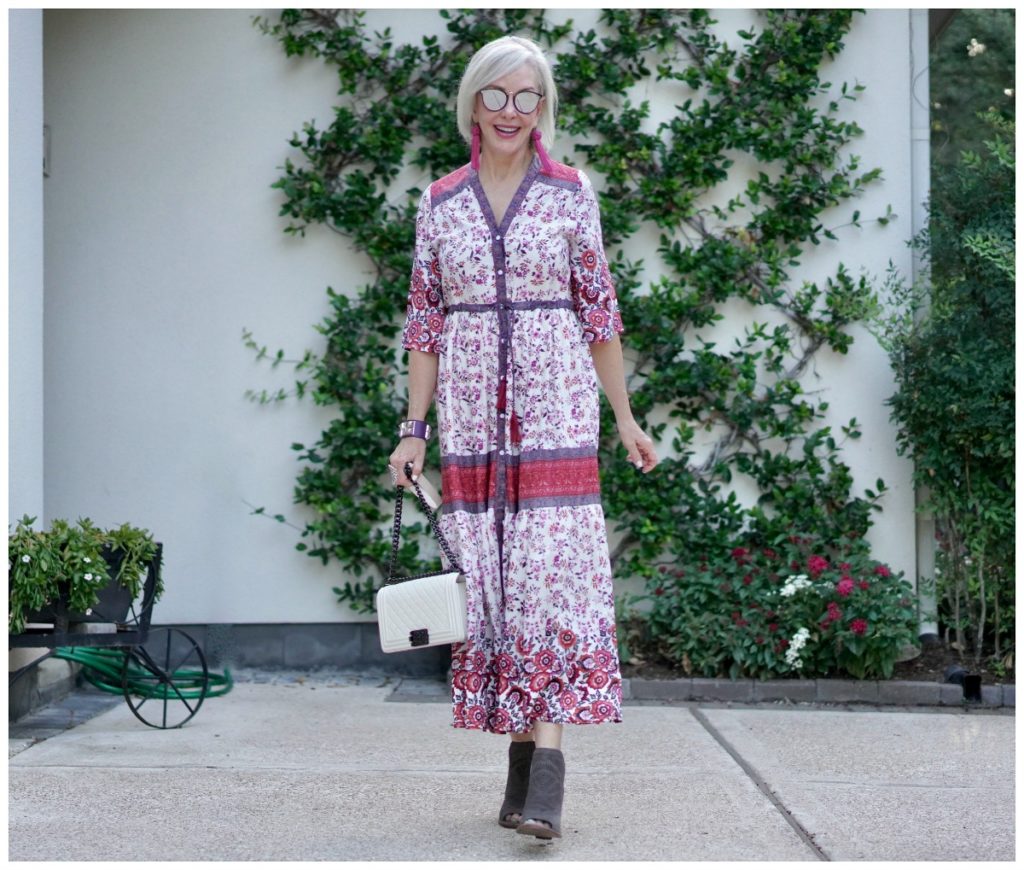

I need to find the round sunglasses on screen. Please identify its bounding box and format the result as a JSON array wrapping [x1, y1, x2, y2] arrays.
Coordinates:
[[478, 87, 543, 115]]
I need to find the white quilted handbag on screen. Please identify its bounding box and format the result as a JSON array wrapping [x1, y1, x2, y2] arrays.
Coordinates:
[[376, 464, 467, 653]]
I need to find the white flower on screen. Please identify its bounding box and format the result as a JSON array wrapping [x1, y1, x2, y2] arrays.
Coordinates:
[[783, 627, 810, 670], [789, 627, 810, 650], [21, 554, 31, 563], [84, 573, 93, 581], [83, 557, 91, 564], [967, 38, 986, 57], [779, 574, 811, 597], [1005, 88, 1014, 97]]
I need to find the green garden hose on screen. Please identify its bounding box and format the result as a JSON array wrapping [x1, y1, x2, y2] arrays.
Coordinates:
[[53, 647, 233, 699]]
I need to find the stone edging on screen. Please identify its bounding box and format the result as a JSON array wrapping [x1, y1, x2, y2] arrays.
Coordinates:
[[623, 676, 1015, 708]]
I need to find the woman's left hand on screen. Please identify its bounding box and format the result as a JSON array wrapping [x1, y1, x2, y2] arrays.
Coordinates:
[[617, 418, 658, 473]]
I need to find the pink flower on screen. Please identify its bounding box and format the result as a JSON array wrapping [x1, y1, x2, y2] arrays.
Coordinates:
[[808, 555, 829, 576], [534, 649, 557, 671], [743, 573, 754, 585], [731, 547, 749, 561], [836, 577, 855, 597], [874, 564, 891, 577], [858, 581, 870, 591], [530, 672, 552, 692], [850, 618, 868, 636]]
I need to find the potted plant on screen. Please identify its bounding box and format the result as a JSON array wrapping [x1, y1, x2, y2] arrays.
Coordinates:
[[8, 515, 163, 636]]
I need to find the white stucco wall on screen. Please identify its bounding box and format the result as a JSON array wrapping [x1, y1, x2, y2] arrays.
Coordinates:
[[9, 9, 46, 525], [37, 8, 917, 624]]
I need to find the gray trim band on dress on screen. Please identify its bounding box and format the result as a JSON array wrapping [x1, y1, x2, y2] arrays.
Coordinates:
[[446, 299, 575, 314], [442, 493, 604, 516], [534, 172, 581, 192], [441, 445, 598, 468]]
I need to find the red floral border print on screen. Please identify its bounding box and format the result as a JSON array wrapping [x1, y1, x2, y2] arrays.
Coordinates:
[[440, 455, 600, 511], [542, 162, 580, 185], [430, 164, 472, 203], [450, 630, 623, 733], [506, 457, 600, 501]]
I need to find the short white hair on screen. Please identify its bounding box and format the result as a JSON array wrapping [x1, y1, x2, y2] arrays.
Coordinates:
[[456, 35, 557, 149]]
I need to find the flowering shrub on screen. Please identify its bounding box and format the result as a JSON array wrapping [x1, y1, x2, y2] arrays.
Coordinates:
[[627, 534, 918, 679], [8, 515, 161, 635]]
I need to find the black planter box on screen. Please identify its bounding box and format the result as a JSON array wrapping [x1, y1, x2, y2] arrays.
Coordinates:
[[24, 546, 135, 628]]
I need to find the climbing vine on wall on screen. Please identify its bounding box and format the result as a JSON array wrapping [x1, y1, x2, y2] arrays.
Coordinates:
[[247, 9, 918, 679]]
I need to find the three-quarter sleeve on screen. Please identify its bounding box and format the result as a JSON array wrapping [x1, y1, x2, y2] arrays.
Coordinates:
[[568, 171, 624, 344], [401, 187, 445, 354]]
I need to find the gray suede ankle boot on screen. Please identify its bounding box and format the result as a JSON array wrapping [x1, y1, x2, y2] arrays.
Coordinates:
[[498, 740, 536, 828], [516, 747, 565, 839]]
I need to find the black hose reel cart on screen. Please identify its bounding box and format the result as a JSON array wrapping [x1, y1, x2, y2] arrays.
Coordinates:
[[9, 543, 226, 728]]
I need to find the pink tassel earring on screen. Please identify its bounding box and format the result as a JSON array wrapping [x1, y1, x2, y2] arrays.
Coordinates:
[[531, 128, 555, 175], [471, 123, 481, 171]]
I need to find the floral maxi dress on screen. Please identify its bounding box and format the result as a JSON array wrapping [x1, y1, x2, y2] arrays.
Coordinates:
[[401, 155, 625, 734]]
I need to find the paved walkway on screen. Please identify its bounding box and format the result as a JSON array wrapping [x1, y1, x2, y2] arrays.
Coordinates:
[[8, 671, 1015, 862]]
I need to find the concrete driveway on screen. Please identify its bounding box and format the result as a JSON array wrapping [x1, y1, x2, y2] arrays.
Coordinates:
[[8, 671, 1015, 861]]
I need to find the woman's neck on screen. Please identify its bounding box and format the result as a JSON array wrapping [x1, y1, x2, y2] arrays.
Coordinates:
[[478, 147, 534, 184]]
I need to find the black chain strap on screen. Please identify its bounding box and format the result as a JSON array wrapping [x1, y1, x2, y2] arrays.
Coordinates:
[[385, 462, 462, 584]]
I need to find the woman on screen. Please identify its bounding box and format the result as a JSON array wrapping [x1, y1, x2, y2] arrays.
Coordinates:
[[389, 35, 657, 840]]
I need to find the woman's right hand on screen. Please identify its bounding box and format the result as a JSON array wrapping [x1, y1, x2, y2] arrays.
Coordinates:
[[389, 437, 427, 488]]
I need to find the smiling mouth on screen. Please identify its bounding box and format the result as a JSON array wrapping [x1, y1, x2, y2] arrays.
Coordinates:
[[494, 125, 520, 135]]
